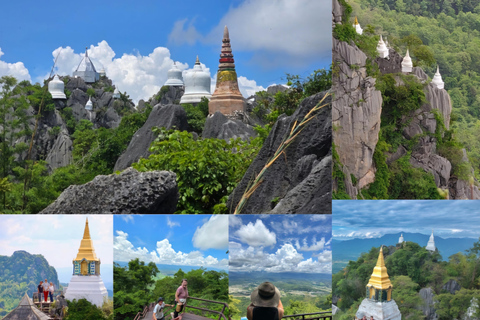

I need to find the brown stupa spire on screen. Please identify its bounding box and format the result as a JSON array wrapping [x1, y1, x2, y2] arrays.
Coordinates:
[[209, 25, 246, 115]]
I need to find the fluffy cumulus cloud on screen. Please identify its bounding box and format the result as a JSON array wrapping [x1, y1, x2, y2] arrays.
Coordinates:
[[0, 48, 31, 82], [169, 0, 329, 66], [114, 231, 227, 269], [294, 236, 327, 252], [229, 242, 331, 273], [192, 215, 229, 250], [234, 219, 276, 247]]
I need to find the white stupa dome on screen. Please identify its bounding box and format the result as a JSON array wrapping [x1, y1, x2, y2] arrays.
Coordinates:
[[85, 97, 93, 111], [377, 35, 389, 59], [432, 66, 444, 90], [353, 17, 363, 35], [402, 49, 413, 73], [48, 75, 66, 99], [113, 87, 120, 99], [180, 56, 212, 104], [164, 62, 184, 86]]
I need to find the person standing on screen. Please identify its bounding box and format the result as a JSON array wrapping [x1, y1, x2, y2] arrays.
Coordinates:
[[247, 282, 284, 320], [37, 281, 43, 303], [174, 279, 188, 318], [42, 279, 49, 302], [152, 297, 173, 320], [48, 282, 55, 302]]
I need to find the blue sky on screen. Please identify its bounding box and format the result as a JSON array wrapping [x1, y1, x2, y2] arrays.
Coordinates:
[[0, 0, 331, 103], [0, 215, 113, 283], [229, 215, 332, 274], [333, 200, 480, 240], [114, 215, 228, 270]]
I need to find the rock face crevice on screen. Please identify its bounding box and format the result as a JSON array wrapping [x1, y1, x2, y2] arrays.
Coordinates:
[[227, 92, 331, 214], [40, 168, 178, 214]]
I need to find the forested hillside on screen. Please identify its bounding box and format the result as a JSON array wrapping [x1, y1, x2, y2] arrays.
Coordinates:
[[333, 240, 480, 319], [351, 0, 480, 179]]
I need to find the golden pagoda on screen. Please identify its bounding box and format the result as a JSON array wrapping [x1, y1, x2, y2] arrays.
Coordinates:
[[73, 218, 100, 276], [366, 246, 393, 301]]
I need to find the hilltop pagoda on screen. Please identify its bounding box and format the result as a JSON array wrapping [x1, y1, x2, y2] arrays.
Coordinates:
[[356, 247, 401, 320], [64, 218, 107, 307], [208, 25, 246, 115], [426, 230, 436, 252], [73, 47, 100, 83]]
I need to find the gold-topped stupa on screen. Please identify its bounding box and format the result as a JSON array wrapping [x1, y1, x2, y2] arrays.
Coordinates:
[[366, 246, 392, 301], [73, 218, 100, 275]]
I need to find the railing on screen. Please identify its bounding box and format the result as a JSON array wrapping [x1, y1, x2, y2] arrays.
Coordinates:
[[183, 296, 230, 320], [33, 290, 62, 303], [134, 302, 155, 320], [283, 311, 332, 320]]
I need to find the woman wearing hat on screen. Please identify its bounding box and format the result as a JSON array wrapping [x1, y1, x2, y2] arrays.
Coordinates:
[[152, 297, 173, 320], [247, 282, 284, 320]]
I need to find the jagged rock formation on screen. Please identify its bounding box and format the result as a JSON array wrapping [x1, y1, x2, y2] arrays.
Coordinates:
[[40, 168, 178, 214], [419, 288, 438, 320], [202, 111, 256, 141], [50, 295, 67, 318], [332, 37, 383, 198], [114, 104, 189, 171], [442, 279, 461, 294], [227, 92, 331, 214], [148, 85, 185, 106]]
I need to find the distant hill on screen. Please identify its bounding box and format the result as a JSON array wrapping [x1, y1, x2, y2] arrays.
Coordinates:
[[229, 271, 331, 286], [0, 250, 59, 316], [333, 232, 477, 273], [114, 262, 227, 276]]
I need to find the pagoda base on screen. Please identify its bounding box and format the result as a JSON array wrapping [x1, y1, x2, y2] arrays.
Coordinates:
[[180, 93, 211, 105], [64, 275, 107, 307], [356, 298, 401, 320], [208, 95, 246, 115]]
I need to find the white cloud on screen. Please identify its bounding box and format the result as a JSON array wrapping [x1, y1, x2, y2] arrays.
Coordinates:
[[167, 217, 180, 228], [192, 215, 228, 250], [235, 219, 276, 247], [121, 215, 134, 223], [0, 48, 31, 82], [168, 0, 330, 66], [229, 243, 331, 273], [229, 216, 243, 227], [114, 231, 227, 269], [295, 236, 327, 252]]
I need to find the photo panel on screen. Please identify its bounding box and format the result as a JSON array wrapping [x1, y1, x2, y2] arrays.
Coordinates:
[[0, 214, 113, 319], [229, 214, 332, 320], [332, 200, 480, 320], [113, 214, 229, 320]]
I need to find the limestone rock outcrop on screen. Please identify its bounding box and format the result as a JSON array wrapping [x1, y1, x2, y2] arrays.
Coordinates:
[[40, 168, 178, 214], [332, 38, 383, 198], [202, 111, 256, 141], [419, 288, 438, 320], [227, 92, 331, 214], [442, 279, 461, 294], [114, 104, 189, 171]]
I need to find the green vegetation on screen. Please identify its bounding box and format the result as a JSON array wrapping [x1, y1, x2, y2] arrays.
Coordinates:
[[133, 128, 262, 213], [65, 298, 113, 320], [350, 0, 480, 179], [114, 260, 228, 320], [333, 239, 480, 320], [181, 97, 210, 134]]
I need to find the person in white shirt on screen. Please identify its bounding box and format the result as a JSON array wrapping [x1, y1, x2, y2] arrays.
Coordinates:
[[42, 279, 49, 302], [48, 282, 55, 302], [153, 297, 173, 320]]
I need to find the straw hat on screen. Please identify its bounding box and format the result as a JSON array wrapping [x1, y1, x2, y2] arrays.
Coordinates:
[[250, 282, 280, 307]]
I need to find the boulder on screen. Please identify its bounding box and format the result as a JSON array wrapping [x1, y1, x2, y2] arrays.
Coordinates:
[[40, 168, 178, 214], [202, 111, 257, 141], [227, 92, 331, 214], [114, 104, 189, 171], [376, 49, 403, 74], [66, 77, 87, 92]]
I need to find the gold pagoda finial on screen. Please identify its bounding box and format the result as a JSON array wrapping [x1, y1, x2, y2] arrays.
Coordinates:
[[354, 16, 359, 25], [223, 25, 229, 40], [195, 55, 200, 65], [367, 246, 392, 290], [74, 218, 99, 262]]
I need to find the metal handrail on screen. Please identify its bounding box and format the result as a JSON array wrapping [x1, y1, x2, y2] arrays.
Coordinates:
[[282, 311, 332, 320], [183, 296, 230, 320], [134, 302, 155, 320]]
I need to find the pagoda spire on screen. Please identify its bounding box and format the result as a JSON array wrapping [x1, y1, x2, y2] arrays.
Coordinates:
[[367, 246, 392, 290], [75, 218, 99, 261]]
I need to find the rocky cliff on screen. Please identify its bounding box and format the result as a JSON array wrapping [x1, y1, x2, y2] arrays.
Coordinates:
[[227, 92, 332, 214], [332, 0, 480, 199]]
